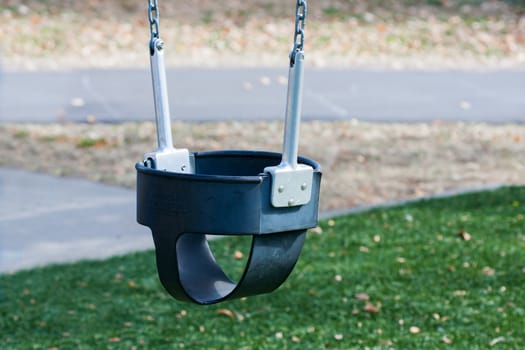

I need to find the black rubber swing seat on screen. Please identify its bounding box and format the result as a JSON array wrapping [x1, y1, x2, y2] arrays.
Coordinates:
[[136, 150, 322, 305]]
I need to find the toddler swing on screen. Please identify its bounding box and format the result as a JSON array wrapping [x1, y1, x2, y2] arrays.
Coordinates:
[[136, 0, 322, 305]]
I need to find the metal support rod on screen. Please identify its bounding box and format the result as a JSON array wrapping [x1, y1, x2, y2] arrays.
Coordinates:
[[150, 38, 174, 151], [281, 51, 305, 169]]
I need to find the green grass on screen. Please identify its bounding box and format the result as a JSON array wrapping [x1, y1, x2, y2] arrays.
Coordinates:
[[1, 187, 524, 349]]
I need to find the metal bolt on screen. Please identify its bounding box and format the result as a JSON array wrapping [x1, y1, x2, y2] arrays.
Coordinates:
[[181, 165, 187, 172], [156, 40, 165, 50], [301, 183, 307, 191], [288, 199, 296, 207], [278, 185, 285, 193]]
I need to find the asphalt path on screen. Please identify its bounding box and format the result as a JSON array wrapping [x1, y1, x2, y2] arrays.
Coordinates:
[[1, 68, 524, 123]]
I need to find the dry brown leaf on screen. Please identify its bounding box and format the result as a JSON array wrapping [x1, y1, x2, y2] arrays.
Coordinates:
[[363, 303, 380, 313], [108, 337, 121, 343], [482, 266, 495, 276], [453, 290, 467, 296], [310, 226, 323, 234], [291, 336, 300, 343], [442, 336, 453, 344], [354, 293, 370, 301], [409, 326, 420, 334], [128, 281, 136, 288], [216, 308, 235, 319], [457, 230, 472, 241], [489, 337, 505, 346]]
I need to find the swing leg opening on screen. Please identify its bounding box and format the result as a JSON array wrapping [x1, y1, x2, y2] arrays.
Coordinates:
[[151, 230, 306, 305]]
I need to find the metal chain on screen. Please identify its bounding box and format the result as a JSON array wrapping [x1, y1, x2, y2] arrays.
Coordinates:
[[148, 0, 160, 51], [291, 0, 307, 65]]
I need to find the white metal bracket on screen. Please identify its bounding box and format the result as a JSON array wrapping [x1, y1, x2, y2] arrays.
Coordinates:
[[265, 164, 313, 207]]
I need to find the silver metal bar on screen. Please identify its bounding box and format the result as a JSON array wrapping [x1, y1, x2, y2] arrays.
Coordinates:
[[264, 51, 312, 208], [150, 38, 174, 151], [281, 51, 305, 168], [145, 38, 193, 173]]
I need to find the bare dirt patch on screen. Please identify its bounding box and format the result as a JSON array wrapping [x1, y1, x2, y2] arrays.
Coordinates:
[[1, 121, 523, 211]]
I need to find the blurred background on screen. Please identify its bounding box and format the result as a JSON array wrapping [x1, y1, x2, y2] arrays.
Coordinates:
[[0, 0, 524, 70], [0, 0, 524, 269]]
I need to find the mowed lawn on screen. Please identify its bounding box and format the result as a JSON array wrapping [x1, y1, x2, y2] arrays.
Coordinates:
[[1, 187, 524, 349]]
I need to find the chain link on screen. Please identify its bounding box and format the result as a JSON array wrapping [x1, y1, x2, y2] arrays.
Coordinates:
[[291, 0, 307, 65], [148, 0, 160, 50]]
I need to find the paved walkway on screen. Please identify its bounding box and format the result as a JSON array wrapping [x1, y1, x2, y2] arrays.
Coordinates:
[[0, 169, 152, 273], [1, 68, 524, 123]]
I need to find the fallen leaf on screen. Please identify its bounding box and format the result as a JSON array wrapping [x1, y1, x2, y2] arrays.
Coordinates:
[[376, 23, 387, 32], [334, 275, 342, 282], [310, 226, 323, 234], [128, 281, 136, 288], [409, 326, 420, 334], [380, 340, 393, 346], [396, 257, 406, 263], [442, 336, 453, 344], [359, 246, 369, 253], [489, 337, 505, 346], [482, 266, 495, 276], [457, 230, 472, 241], [233, 251, 244, 260], [199, 326, 205, 333], [373, 235, 381, 242], [108, 337, 121, 343], [216, 308, 235, 319], [259, 76, 271, 86], [460, 101, 472, 110], [275, 332, 283, 339], [334, 334, 344, 341], [364, 303, 380, 313], [291, 335, 300, 343], [354, 293, 370, 301], [453, 290, 467, 296], [86, 115, 97, 124]]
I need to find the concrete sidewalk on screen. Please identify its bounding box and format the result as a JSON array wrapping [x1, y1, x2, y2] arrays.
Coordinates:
[[0, 169, 152, 273], [1, 68, 524, 123]]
